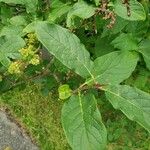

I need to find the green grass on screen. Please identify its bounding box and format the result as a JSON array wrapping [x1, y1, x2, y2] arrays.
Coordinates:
[[0, 84, 70, 150], [0, 83, 150, 150]]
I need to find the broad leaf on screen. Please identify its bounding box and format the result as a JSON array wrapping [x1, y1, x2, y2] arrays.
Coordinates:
[[23, 21, 39, 33], [0, 0, 38, 13], [48, 2, 71, 23], [0, 4, 13, 24], [0, 25, 24, 37], [66, 1, 96, 27], [104, 85, 150, 132], [9, 15, 28, 26], [0, 0, 24, 3], [114, 0, 146, 21], [62, 93, 107, 150], [133, 68, 149, 90], [102, 16, 128, 38], [36, 22, 93, 78], [0, 36, 25, 67], [91, 51, 139, 85], [94, 36, 115, 57], [111, 33, 138, 51], [125, 20, 149, 36], [138, 39, 150, 70], [51, 0, 64, 8]]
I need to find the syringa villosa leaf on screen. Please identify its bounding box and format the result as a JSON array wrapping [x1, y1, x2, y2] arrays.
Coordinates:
[[91, 51, 139, 85], [62, 93, 107, 150], [35, 22, 93, 78], [104, 85, 150, 132]]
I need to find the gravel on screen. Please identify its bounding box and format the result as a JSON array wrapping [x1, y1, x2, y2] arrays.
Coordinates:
[[0, 111, 39, 150]]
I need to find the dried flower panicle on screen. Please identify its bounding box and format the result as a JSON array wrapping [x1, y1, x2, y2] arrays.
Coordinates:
[[122, 0, 131, 16], [96, 0, 116, 28]]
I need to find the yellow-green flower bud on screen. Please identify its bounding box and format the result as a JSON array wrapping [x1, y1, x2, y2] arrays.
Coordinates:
[[58, 84, 72, 100], [27, 33, 37, 45], [19, 45, 36, 60], [19, 48, 29, 58], [8, 61, 22, 74], [29, 54, 40, 65]]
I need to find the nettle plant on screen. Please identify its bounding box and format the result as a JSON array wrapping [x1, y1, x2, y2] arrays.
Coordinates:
[[0, 0, 150, 149]]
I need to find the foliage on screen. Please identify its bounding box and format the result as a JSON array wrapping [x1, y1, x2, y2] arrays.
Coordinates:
[[1, 83, 149, 149], [0, 0, 150, 149]]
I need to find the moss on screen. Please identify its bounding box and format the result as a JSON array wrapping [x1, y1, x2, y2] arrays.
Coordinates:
[[0, 84, 70, 150]]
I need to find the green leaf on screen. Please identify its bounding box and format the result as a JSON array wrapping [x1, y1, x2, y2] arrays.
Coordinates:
[[35, 22, 93, 78], [9, 15, 28, 26], [62, 93, 107, 150], [0, 25, 24, 37], [48, 2, 71, 23], [133, 68, 149, 90], [91, 51, 139, 85], [0, 3, 13, 24], [111, 33, 138, 51], [94, 36, 115, 57], [94, 0, 99, 6], [0, 0, 38, 13], [51, 0, 64, 8], [114, 0, 146, 21], [138, 39, 150, 70], [101, 16, 128, 38], [104, 85, 150, 132], [66, 1, 96, 28], [0, 0, 23, 3], [0, 36, 25, 67], [125, 20, 149, 36], [58, 84, 72, 100], [23, 21, 39, 33]]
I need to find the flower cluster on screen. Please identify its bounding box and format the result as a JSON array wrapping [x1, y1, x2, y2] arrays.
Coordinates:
[[19, 33, 40, 65], [8, 61, 24, 74], [8, 33, 40, 75]]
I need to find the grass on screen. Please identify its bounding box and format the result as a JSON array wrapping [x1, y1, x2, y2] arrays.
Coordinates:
[[0, 83, 150, 150], [0, 84, 70, 150]]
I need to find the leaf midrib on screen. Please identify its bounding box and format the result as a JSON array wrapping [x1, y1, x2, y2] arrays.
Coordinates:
[[103, 86, 150, 132], [78, 93, 92, 150], [37, 24, 93, 78]]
